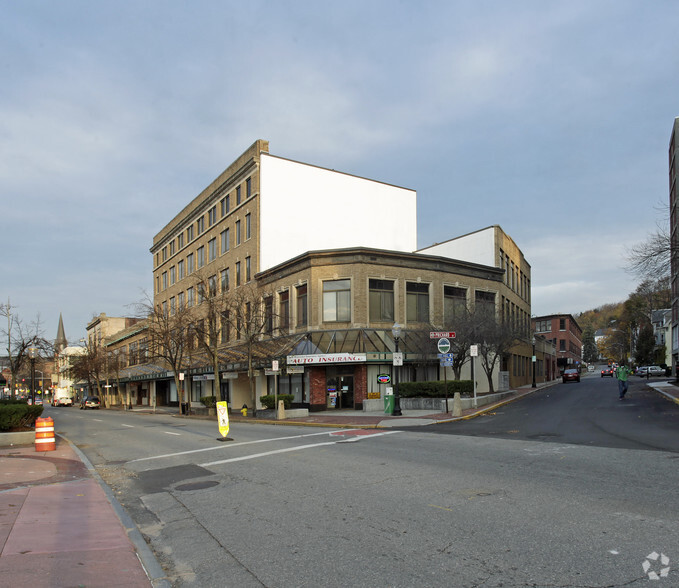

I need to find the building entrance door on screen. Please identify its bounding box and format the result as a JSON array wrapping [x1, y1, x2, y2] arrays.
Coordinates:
[[326, 367, 354, 409]]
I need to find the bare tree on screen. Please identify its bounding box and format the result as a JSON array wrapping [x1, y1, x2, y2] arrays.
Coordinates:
[[220, 284, 271, 415], [141, 297, 193, 415], [625, 204, 673, 280], [1, 299, 52, 398], [190, 273, 228, 405], [70, 339, 106, 402], [473, 306, 521, 394]]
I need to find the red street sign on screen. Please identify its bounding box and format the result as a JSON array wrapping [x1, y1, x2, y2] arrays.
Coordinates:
[[430, 331, 455, 339]]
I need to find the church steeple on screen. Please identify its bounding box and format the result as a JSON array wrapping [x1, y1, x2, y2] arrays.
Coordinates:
[[55, 313, 67, 354]]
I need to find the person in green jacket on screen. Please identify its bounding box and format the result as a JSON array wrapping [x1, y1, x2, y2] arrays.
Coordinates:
[[615, 363, 633, 399]]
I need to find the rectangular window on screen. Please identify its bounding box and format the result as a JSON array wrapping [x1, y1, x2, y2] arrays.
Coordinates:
[[535, 319, 551, 333], [559, 339, 566, 351], [406, 282, 430, 322], [208, 238, 217, 262], [245, 256, 251, 282], [323, 279, 351, 322], [221, 312, 230, 343], [187, 287, 194, 307], [475, 290, 496, 316], [279, 290, 289, 332], [169, 296, 176, 316], [369, 279, 394, 322], [221, 268, 230, 292], [208, 275, 217, 297], [178, 260, 184, 281], [162, 271, 168, 291], [245, 213, 251, 240], [264, 296, 273, 334], [198, 283, 206, 304], [222, 195, 231, 216], [236, 185, 241, 205], [443, 286, 467, 321], [177, 233, 184, 249], [169, 241, 175, 256], [236, 261, 241, 286], [196, 216, 205, 235], [187, 225, 194, 242], [170, 266, 176, 285], [178, 291, 185, 309], [246, 177, 252, 198], [559, 318, 566, 331], [296, 284, 308, 327], [236, 220, 241, 245], [162, 247, 167, 262], [156, 275, 160, 294], [197, 246, 205, 268], [221, 228, 230, 254], [187, 253, 194, 274], [208, 206, 217, 226]]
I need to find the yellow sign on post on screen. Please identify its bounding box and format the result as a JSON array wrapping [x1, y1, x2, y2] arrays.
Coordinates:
[[216, 401, 230, 437]]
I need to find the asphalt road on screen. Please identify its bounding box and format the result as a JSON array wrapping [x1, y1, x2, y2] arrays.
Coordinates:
[[404, 370, 679, 452], [48, 377, 679, 587]]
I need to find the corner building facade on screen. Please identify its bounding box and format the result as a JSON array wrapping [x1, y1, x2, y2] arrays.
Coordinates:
[[146, 140, 536, 412]]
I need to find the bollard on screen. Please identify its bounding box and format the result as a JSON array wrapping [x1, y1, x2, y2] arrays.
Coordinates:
[[453, 392, 462, 417], [35, 417, 56, 452]]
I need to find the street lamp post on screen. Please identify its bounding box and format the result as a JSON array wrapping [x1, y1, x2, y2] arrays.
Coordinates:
[[532, 336, 537, 388], [392, 323, 403, 417], [28, 347, 38, 406]]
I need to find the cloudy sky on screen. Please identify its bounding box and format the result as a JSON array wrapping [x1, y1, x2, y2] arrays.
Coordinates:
[[2, 1, 677, 344]]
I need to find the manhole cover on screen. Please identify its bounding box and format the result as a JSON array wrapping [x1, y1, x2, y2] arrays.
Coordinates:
[[175, 480, 219, 491]]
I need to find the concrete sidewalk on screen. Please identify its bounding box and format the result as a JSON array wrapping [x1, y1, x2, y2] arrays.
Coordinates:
[[0, 440, 169, 588]]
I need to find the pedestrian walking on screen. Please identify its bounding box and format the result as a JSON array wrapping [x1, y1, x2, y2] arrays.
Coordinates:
[[615, 362, 633, 399]]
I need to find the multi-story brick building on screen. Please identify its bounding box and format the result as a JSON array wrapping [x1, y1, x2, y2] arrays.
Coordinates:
[[99, 140, 538, 411], [532, 314, 583, 372]]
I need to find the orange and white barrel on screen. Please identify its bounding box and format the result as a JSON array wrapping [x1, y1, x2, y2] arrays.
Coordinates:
[[35, 417, 56, 451]]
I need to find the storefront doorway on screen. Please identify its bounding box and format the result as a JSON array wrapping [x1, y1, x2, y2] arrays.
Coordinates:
[[326, 367, 354, 409]]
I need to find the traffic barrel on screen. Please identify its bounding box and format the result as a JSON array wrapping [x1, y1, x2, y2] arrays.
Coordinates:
[[35, 417, 56, 451]]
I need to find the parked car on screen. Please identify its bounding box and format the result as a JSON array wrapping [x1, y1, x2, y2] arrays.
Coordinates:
[[637, 366, 665, 377], [563, 368, 580, 383], [601, 367, 614, 378], [80, 396, 101, 410]]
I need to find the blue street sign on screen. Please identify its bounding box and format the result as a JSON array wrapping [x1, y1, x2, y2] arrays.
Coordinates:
[[437, 353, 454, 359], [440, 361, 454, 367]]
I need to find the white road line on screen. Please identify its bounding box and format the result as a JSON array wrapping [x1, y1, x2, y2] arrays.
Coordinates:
[[127, 430, 343, 463], [122, 424, 134, 428], [164, 431, 181, 436], [201, 430, 402, 466], [201, 441, 337, 466]]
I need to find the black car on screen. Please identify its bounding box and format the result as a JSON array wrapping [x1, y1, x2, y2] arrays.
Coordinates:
[[80, 396, 101, 410], [601, 367, 614, 377]]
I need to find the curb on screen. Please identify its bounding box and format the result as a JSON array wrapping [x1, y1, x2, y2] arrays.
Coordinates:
[[59, 435, 172, 588]]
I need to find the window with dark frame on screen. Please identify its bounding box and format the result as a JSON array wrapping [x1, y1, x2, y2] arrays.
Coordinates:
[[369, 279, 394, 322], [406, 282, 430, 322]]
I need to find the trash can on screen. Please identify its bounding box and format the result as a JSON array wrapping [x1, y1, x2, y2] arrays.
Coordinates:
[[384, 392, 394, 415], [181, 402, 189, 415]]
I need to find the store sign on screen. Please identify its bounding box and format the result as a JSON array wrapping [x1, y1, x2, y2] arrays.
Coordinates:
[[287, 353, 366, 365], [377, 374, 391, 384]]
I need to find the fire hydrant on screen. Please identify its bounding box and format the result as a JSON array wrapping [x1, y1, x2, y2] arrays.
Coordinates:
[[240, 404, 248, 417]]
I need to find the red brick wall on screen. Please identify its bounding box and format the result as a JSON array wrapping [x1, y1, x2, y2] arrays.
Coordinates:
[[309, 366, 326, 411]]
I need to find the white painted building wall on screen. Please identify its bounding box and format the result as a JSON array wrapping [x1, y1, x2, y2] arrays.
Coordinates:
[[418, 227, 496, 267], [259, 154, 417, 272]]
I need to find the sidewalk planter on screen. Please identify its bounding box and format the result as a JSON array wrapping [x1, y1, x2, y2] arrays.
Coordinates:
[[0, 431, 36, 447]]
